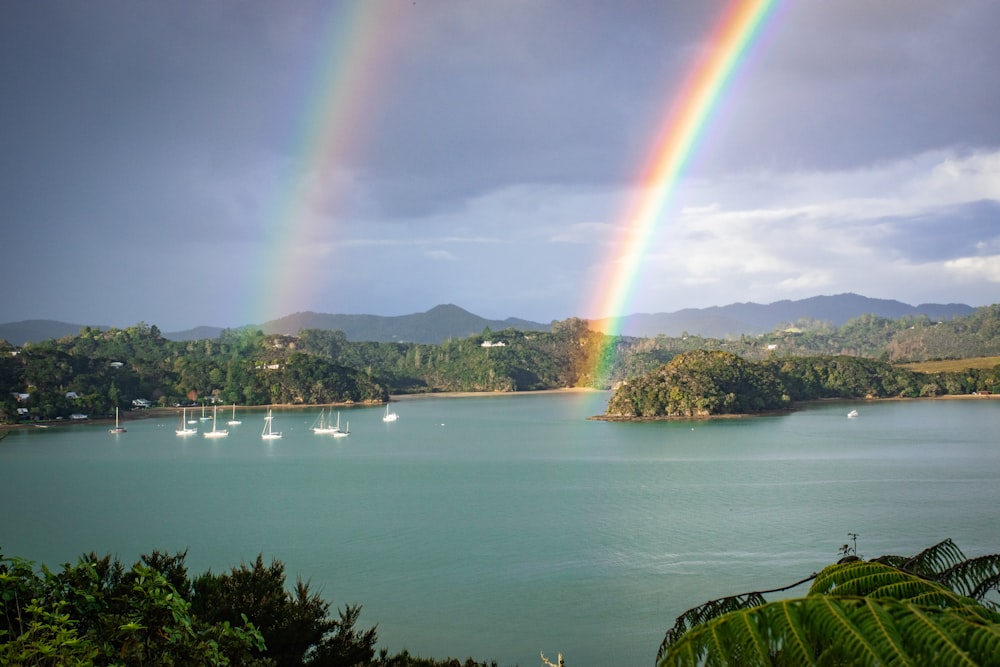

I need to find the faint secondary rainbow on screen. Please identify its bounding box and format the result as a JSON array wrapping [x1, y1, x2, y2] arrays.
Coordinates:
[[586, 0, 780, 380], [245, 2, 394, 326]]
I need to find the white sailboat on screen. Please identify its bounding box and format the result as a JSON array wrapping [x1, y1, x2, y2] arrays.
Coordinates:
[[109, 407, 126, 434], [311, 409, 339, 434], [847, 409, 859, 418], [199, 404, 211, 421], [203, 405, 229, 438], [227, 403, 242, 426], [176, 407, 197, 436], [332, 418, 349, 438], [382, 402, 398, 422], [262, 409, 282, 440]]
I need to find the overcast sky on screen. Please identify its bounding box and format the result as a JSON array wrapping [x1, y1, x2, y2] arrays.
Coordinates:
[[2, 1, 998, 331]]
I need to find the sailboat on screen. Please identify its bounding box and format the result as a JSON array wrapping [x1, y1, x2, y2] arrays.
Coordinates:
[[199, 404, 211, 421], [382, 402, 398, 422], [261, 409, 282, 440], [109, 407, 126, 434], [176, 407, 197, 436], [227, 403, 241, 426], [312, 409, 340, 434], [203, 405, 229, 438], [332, 418, 349, 438]]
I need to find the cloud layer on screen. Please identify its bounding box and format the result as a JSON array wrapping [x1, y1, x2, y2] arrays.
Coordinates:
[[1, 1, 997, 329]]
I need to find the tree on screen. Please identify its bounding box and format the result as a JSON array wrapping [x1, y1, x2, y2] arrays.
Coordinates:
[[191, 554, 378, 667], [656, 539, 1000, 666], [0, 551, 265, 666]]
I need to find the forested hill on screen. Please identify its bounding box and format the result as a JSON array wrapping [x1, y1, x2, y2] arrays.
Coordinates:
[[251, 305, 549, 344], [2, 306, 999, 424], [604, 350, 1000, 419]]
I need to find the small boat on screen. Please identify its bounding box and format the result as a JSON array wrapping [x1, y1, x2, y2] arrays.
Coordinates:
[[199, 404, 211, 421], [382, 402, 398, 422], [109, 407, 126, 434], [176, 408, 197, 436], [262, 409, 282, 440], [203, 405, 229, 438], [312, 409, 340, 434], [332, 420, 349, 438], [227, 403, 241, 426], [847, 409, 859, 419]]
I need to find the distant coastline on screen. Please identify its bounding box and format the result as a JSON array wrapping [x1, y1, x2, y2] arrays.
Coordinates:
[[392, 387, 604, 401], [3, 390, 994, 432], [0, 388, 606, 432]]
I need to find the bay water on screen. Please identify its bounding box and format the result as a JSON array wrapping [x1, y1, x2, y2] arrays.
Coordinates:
[[1, 392, 998, 666]]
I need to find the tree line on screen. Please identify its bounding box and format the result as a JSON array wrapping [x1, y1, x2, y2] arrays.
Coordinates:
[[0, 319, 605, 423], [3, 305, 1000, 424]]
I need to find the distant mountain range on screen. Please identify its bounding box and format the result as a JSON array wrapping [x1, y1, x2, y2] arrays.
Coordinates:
[[586, 293, 976, 338], [0, 294, 978, 346]]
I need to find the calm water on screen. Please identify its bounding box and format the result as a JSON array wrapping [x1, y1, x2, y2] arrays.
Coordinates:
[[2, 393, 998, 666]]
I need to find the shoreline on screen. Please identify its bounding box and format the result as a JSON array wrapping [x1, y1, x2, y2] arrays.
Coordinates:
[[3, 389, 994, 431], [591, 392, 1000, 422], [391, 387, 604, 401], [0, 388, 604, 431]]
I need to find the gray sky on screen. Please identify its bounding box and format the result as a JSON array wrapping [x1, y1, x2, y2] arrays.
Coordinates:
[[2, 1, 998, 331]]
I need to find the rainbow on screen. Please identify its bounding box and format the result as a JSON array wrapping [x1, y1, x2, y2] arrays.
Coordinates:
[[245, 2, 394, 326], [585, 0, 781, 382]]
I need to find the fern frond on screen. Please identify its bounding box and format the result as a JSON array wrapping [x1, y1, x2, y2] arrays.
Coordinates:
[[657, 596, 1000, 667], [897, 603, 981, 666], [657, 591, 766, 660], [809, 561, 920, 597], [902, 539, 967, 578], [938, 554, 1000, 603], [872, 554, 911, 569], [657, 542, 1000, 666], [847, 597, 911, 666], [765, 599, 815, 665], [808, 596, 884, 664]]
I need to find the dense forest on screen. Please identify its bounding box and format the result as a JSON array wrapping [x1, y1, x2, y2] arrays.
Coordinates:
[[2, 305, 1000, 424], [6, 540, 997, 666]]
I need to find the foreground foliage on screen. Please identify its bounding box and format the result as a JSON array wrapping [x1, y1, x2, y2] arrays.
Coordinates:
[[657, 539, 1000, 666], [0, 549, 501, 666]]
